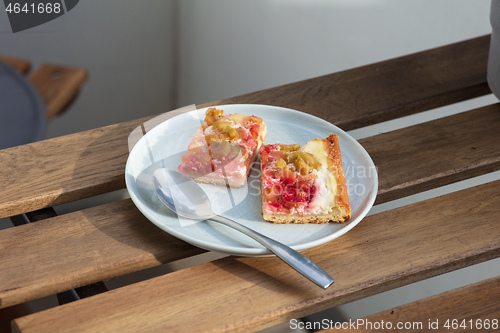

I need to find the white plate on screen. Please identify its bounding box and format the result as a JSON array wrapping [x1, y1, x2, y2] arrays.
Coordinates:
[[125, 104, 378, 256]]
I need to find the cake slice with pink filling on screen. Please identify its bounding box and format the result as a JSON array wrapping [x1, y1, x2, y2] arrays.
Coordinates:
[[260, 134, 351, 223], [178, 107, 267, 187]]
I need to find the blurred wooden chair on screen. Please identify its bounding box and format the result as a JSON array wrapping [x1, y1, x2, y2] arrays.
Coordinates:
[[0, 55, 87, 332]]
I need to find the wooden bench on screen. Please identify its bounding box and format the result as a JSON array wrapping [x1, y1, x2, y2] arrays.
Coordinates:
[[1, 35, 498, 332]]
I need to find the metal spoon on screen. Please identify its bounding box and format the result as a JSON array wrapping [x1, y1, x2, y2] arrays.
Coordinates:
[[152, 168, 334, 289]]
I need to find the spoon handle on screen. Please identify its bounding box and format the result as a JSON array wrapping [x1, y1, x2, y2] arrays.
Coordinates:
[[208, 215, 334, 289]]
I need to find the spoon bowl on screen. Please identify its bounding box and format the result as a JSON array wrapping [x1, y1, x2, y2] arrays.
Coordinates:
[[152, 168, 334, 289], [153, 169, 214, 220]]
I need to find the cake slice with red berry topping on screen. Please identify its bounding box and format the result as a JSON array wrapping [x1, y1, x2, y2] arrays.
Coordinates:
[[178, 107, 267, 187], [260, 134, 350, 223]]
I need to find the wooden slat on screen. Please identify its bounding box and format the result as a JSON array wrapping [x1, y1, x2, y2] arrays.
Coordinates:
[[319, 276, 500, 333], [0, 55, 31, 74], [0, 105, 189, 220], [1, 35, 491, 128], [12, 180, 500, 332], [0, 118, 143, 219], [29, 63, 88, 121], [0, 200, 204, 309], [1, 104, 499, 308], [362, 103, 500, 204], [201, 35, 491, 130]]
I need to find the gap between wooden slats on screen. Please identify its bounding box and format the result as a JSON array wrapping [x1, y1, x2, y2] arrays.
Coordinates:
[[0, 35, 492, 219], [11, 179, 500, 333], [1, 103, 500, 309]]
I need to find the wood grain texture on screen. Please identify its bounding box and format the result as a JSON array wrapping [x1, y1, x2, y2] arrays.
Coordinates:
[[0, 199, 205, 309], [0, 107, 192, 220], [29, 63, 88, 121], [0, 37, 496, 219], [319, 276, 500, 332], [361, 103, 500, 204], [201, 35, 491, 130], [0, 117, 145, 219], [2, 101, 499, 221], [0, 55, 31, 74], [11, 180, 500, 332], [1, 103, 499, 308]]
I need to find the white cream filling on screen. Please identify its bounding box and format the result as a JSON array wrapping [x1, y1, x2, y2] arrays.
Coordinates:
[[308, 167, 337, 214], [301, 140, 337, 214]]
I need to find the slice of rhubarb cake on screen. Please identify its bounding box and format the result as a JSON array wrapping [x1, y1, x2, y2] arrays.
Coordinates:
[[260, 134, 351, 223], [178, 107, 267, 187]]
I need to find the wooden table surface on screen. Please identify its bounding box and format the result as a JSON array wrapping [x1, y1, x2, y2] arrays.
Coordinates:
[[1, 35, 499, 332]]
